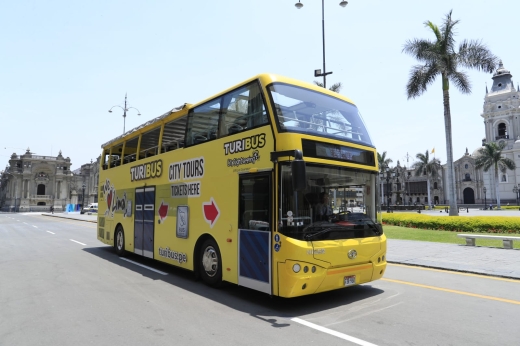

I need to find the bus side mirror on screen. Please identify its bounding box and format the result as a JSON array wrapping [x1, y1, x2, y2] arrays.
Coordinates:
[[291, 159, 306, 191]]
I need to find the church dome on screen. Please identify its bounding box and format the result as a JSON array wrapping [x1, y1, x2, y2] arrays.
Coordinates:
[[472, 146, 484, 157], [493, 60, 512, 78]]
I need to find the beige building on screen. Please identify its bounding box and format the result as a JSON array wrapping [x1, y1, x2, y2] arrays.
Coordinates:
[[0, 148, 99, 212]]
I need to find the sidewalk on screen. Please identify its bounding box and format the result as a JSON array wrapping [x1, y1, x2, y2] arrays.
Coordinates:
[[387, 239, 520, 279], [40, 211, 520, 280]]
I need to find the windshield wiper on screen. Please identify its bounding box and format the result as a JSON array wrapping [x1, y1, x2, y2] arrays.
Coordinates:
[[304, 227, 336, 240], [348, 216, 382, 236]]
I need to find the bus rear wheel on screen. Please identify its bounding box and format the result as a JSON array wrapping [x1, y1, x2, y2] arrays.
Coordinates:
[[115, 225, 126, 257], [199, 238, 222, 287]]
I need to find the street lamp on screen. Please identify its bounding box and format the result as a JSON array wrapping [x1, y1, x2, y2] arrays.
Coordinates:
[[483, 186, 487, 209], [295, 0, 347, 88], [1, 170, 17, 212], [109, 93, 141, 134], [513, 185, 520, 206], [82, 183, 86, 209], [379, 168, 395, 213]]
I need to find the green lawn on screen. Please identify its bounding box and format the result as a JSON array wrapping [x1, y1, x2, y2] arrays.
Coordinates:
[[383, 225, 520, 249]]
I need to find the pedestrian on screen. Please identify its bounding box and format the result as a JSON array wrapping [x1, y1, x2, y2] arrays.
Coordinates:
[[50, 206, 54, 214]]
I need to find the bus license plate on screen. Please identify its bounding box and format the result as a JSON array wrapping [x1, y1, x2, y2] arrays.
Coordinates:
[[344, 275, 356, 286]]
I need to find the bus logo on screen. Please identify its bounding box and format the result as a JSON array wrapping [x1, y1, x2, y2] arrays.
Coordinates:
[[223, 133, 265, 155], [130, 159, 163, 182], [348, 249, 357, 259]]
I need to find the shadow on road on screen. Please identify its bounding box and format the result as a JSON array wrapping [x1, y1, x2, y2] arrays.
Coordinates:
[[83, 246, 385, 327]]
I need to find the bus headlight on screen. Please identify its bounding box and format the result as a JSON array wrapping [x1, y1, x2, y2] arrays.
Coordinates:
[[293, 263, 301, 273]]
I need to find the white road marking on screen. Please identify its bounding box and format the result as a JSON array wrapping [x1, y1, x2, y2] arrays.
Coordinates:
[[120, 258, 168, 275], [70, 239, 86, 246], [33, 225, 38, 228], [47, 231, 55, 234], [23, 222, 28, 225], [291, 318, 379, 346]]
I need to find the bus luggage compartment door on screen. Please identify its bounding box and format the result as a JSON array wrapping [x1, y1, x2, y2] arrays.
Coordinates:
[[238, 173, 271, 294], [134, 187, 155, 258]]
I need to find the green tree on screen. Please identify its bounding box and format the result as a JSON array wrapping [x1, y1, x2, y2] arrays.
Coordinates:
[[402, 10, 498, 216], [475, 141, 516, 209], [314, 81, 342, 93], [377, 151, 393, 206], [412, 150, 441, 209]]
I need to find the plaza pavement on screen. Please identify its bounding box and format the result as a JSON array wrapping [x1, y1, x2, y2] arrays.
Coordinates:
[[38, 209, 520, 280]]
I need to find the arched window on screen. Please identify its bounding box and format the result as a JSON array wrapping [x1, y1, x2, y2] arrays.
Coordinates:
[[433, 182, 438, 189], [464, 173, 471, 181], [498, 123, 507, 136], [501, 174, 507, 182], [37, 184, 45, 195]]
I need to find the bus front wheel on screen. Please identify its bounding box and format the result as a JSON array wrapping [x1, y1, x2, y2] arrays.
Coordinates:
[[199, 238, 222, 287], [115, 225, 126, 257]]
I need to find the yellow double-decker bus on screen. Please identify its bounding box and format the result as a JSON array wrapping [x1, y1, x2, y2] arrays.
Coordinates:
[[97, 73, 386, 298]]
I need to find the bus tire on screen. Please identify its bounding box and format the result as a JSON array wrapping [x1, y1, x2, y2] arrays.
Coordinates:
[[199, 238, 222, 287], [115, 225, 126, 257]]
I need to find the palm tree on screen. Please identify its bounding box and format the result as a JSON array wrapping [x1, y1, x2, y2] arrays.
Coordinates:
[[475, 142, 516, 209], [314, 81, 342, 93], [377, 152, 393, 207], [412, 151, 441, 209], [402, 10, 498, 216]]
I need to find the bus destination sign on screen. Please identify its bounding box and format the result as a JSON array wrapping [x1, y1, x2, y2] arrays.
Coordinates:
[[302, 139, 375, 166]]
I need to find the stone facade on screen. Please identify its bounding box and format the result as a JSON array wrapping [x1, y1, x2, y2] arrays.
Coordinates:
[[447, 61, 520, 205], [0, 148, 100, 212]]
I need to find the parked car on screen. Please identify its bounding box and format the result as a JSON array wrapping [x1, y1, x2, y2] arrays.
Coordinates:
[[80, 203, 98, 214]]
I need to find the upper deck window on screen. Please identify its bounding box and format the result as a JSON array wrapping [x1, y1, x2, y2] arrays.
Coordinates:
[[268, 83, 373, 147]]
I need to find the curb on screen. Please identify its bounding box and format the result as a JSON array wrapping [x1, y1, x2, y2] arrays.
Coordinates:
[[41, 214, 97, 223], [387, 261, 520, 281]]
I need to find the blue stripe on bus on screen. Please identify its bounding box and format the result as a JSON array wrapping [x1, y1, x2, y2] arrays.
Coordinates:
[[239, 230, 269, 283]]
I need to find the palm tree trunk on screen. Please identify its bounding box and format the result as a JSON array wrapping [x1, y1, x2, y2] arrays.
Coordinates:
[[442, 77, 459, 216], [495, 167, 501, 209]]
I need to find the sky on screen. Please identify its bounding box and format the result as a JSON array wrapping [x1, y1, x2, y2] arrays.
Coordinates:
[[1, 0, 518, 170]]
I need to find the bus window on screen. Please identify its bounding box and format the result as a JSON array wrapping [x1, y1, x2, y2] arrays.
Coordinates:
[[123, 136, 139, 164], [138, 127, 161, 159], [186, 99, 221, 146], [110, 144, 124, 167], [162, 116, 187, 152], [222, 81, 268, 136]]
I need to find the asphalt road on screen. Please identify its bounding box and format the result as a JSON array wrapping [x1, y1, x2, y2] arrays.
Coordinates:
[[1, 213, 519, 346]]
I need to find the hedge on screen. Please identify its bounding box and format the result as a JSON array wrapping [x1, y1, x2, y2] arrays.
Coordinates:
[[382, 213, 520, 234]]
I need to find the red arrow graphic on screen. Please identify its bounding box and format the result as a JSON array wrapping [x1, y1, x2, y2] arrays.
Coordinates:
[[158, 201, 168, 221], [203, 198, 220, 228]]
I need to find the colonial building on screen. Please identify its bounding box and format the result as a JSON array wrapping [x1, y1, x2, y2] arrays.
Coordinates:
[[0, 148, 100, 212], [450, 61, 520, 205]]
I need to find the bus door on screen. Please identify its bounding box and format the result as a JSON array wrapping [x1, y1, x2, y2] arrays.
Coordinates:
[[238, 173, 272, 294], [134, 186, 155, 258]]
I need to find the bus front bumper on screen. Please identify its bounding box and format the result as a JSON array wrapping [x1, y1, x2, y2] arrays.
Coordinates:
[[277, 260, 386, 298]]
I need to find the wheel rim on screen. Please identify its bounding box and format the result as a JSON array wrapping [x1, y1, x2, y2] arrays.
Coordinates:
[[116, 231, 123, 251], [202, 246, 218, 277]]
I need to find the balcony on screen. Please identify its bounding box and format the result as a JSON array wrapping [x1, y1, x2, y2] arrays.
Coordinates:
[[31, 195, 53, 200], [495, 135, 509, 140]]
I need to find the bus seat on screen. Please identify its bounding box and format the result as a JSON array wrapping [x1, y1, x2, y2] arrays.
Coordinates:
[[228, 124, 243, 135], [194, 135, 207, 144], [208, 128, 217, 140]]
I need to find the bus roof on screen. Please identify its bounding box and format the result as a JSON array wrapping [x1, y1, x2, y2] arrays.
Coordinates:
[[100, 73, 357, 149], [101, 104, 188, 148]]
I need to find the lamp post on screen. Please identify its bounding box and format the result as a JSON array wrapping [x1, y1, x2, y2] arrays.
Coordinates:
[[513, 185, 520, 206], [483, 186, 487, 209], [380, 168, 395, 213], [1, 170, 17, 212], [295, 0, 348, 88], [109, 93, 141, 134], [82, 183, 86, 209]]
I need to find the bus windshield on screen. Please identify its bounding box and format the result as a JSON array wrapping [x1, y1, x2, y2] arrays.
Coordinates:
[[268, 83, 373, 147], [279, 163, 381, 241]]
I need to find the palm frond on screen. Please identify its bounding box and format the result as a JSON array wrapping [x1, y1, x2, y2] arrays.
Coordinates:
[[449, 70, 471, 94], [457, 39, 498, 73]]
